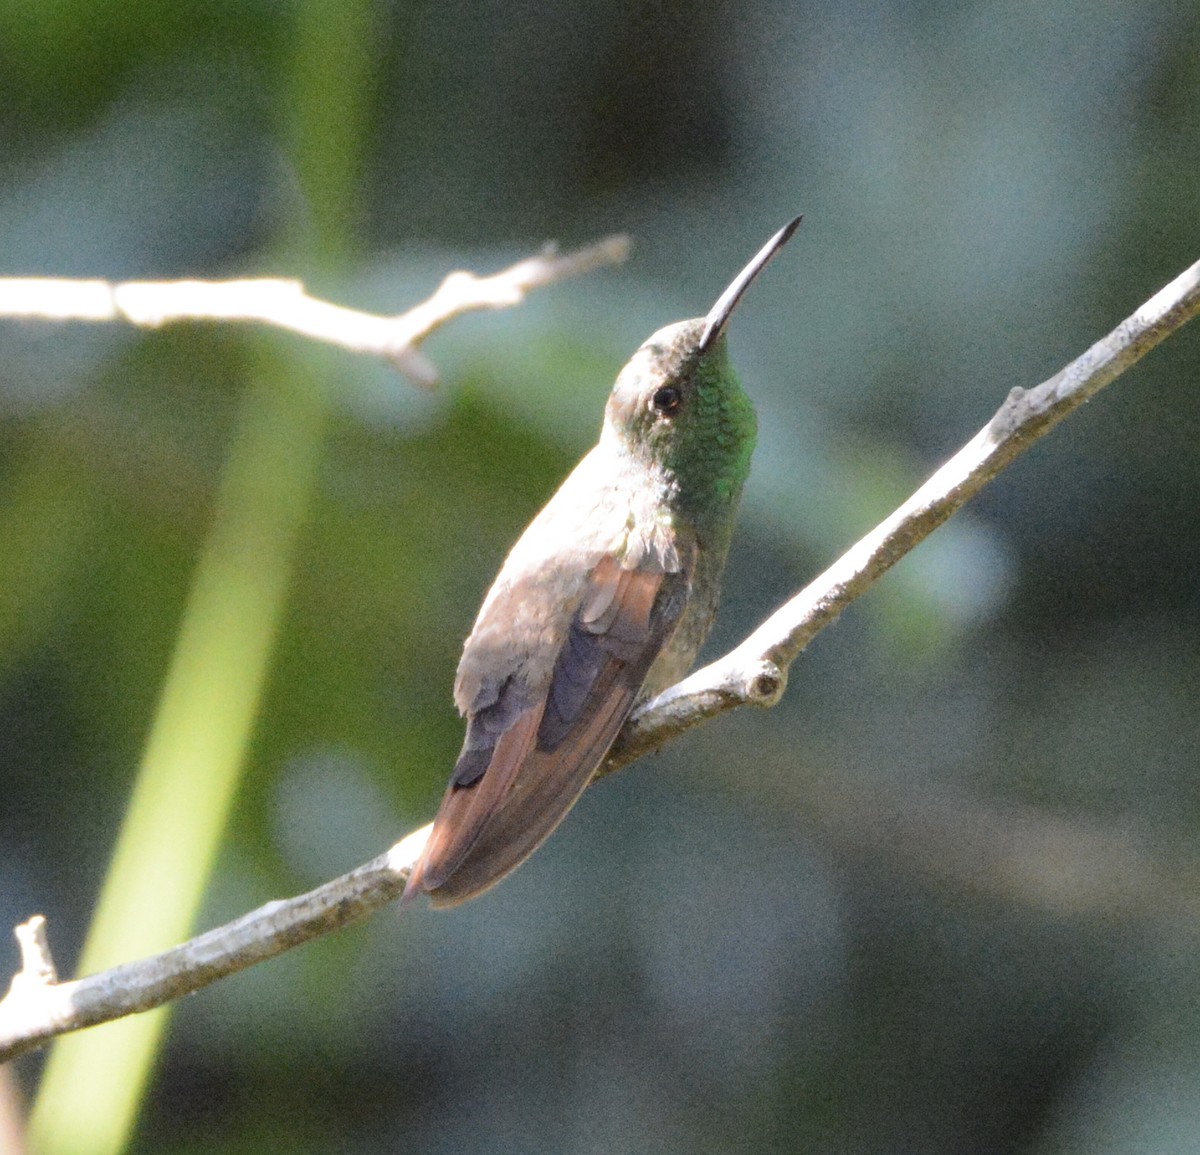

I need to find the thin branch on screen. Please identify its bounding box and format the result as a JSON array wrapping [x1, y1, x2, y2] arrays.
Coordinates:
[[607, 254, 1200, 765], [0, 830, 429, 1064], [2, 254, 1198, 1064], [0, 234, 632, 385]]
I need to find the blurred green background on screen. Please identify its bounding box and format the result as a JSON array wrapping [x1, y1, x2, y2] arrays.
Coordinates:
[[2, 0, 1200, 1151]]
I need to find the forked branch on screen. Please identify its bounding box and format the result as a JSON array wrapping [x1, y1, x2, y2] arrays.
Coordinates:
[[0, 234, 631, 385]]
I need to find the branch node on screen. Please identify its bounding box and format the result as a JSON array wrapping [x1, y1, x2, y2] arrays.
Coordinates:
[[742, 660, 786, 707], [12, 916, 58, 989], [385, 345, 440, 388], [988, 384, 1034, 441]]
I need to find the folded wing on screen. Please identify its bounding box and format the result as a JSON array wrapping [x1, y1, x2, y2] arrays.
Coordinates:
[[405, 552, 686, 907]]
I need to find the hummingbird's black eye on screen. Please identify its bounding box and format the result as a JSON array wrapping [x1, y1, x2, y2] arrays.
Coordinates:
[[651, 385, 682, 416]]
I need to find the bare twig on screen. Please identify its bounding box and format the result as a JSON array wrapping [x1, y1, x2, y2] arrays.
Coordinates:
[[11, 919, 56, 989], [0, 234, 632, 385], [0, 829, 429, 1064], [2, 254, 1198, 1064], [608, 254, 1200, 765]]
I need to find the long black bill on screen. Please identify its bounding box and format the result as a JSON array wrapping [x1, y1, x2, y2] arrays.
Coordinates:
[[698, 215, 802, 352]]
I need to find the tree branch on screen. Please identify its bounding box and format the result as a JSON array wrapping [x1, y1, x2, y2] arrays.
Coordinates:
[[607, 255, 1200, 765], [0, 234, 632, 385], [2, 254, 1198, 1064]]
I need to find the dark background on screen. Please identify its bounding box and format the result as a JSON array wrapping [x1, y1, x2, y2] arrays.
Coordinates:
[[2, 0, 1200, 1151]]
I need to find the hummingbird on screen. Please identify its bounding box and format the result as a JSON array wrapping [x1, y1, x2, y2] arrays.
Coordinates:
[[403, 218, 800, 908]]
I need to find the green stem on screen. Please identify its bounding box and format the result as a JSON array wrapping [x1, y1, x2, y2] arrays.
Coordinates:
[[28, 2, 378, 1151], [29, 344, 328, 1155]]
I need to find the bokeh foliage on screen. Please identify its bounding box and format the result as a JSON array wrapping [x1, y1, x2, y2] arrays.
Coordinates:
[[2, 0, 1200, 1152]]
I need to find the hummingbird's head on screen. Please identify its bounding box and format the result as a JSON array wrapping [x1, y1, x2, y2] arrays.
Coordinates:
[[599, 217, 800, 512], [600, 316, 757, 511]]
